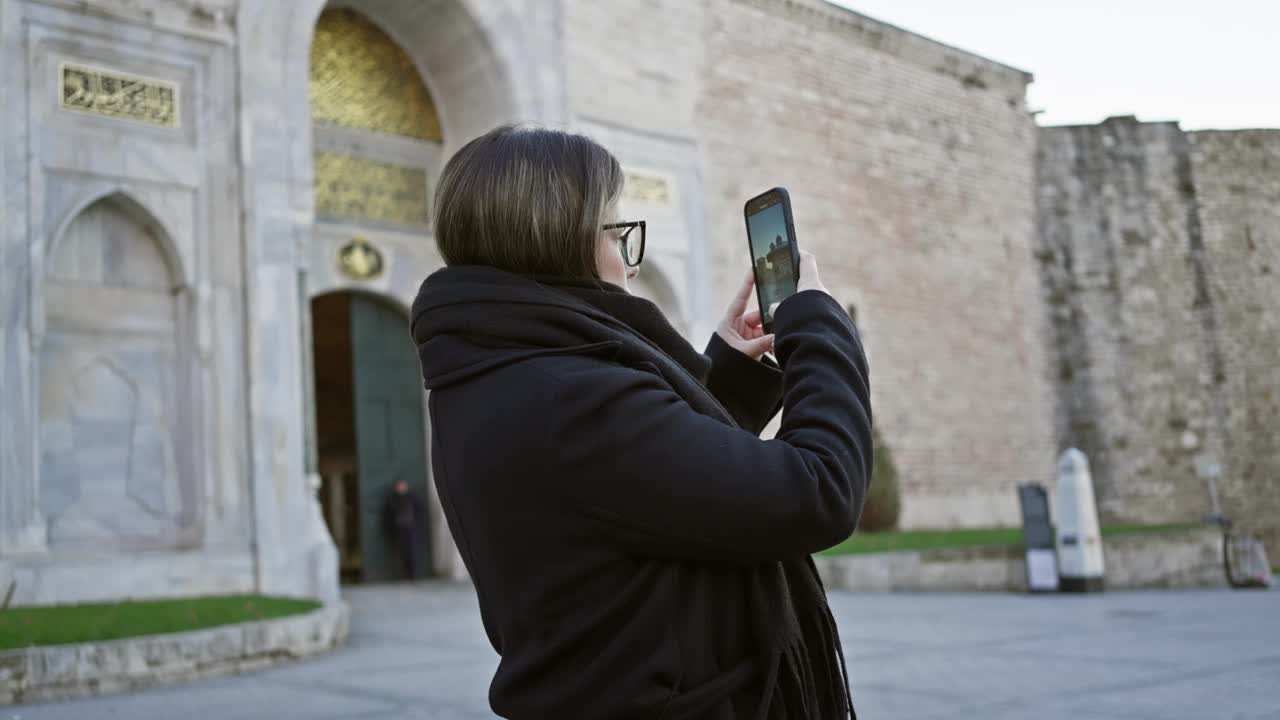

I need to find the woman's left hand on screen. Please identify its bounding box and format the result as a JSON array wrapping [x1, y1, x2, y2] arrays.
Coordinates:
[[717, 269, 775, 360]]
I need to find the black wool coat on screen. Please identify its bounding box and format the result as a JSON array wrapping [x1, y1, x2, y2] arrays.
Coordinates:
[[411, 267, 872, 719]]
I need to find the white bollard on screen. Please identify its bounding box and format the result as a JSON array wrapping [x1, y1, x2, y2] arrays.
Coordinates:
[[1054, 448, 1105, 592]]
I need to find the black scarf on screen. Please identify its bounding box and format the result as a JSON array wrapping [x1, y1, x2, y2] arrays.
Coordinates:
[[537, 276, 853, 720]]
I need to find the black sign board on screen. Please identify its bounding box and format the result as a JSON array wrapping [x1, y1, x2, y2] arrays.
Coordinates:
[[1018, 484, 1054, 549], [1018, 483, 1059, 592]]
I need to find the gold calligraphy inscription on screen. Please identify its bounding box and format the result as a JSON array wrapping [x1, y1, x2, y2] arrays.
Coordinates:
[[58, 62, 178, 128], [310, 9, 442, 142], [314, 152, 429, 226], [622, 171, 674, 207]]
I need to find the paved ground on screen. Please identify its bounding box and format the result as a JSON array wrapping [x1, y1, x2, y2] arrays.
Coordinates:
[[14, 582, 1278, 719]]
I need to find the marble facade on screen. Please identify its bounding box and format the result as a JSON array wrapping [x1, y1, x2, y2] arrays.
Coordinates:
[[0, 0, 708, 604]]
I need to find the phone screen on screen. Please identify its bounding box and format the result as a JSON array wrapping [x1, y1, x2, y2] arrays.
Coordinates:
[[746, 198, 798, 326]]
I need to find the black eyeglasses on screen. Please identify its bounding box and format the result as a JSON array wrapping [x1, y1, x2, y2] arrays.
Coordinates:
[[603, 220, 646, 267]]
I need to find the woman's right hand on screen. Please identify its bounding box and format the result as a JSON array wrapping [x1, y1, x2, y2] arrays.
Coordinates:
[[796, 251, 830, 296]]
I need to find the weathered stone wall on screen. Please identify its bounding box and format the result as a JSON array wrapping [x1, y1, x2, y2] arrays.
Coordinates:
[[1035, 119, 1215, 525], [693, 0, 1057, 528], [1187, 130, 1280, 550], [1036, 118, 1280, 550]]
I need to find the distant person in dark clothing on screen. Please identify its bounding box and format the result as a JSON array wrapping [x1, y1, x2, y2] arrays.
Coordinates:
[[383, 479, 426, 580], [412, 125, 872, 718]]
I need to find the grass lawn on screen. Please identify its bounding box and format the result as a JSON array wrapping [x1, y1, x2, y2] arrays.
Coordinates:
[[0, 595, 321, 651], [818, 522, 1206, 557]]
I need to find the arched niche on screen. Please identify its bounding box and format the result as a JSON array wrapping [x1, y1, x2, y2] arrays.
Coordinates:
[[45, 190, 186, 288], [233, 0, 562, 590], [39, 194, 197, 553]]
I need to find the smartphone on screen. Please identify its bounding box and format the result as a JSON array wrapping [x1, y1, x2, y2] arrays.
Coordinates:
[[744, 187, 801, 333]]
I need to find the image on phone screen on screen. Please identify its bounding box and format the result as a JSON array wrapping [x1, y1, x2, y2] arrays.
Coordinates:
[[747, 201, 797, 325]]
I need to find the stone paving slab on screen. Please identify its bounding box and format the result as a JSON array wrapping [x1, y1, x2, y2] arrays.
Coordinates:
[[12, 582, 1278, 719]]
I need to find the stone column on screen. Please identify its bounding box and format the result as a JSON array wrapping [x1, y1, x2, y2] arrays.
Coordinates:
[[237, 0, 338, 605], [298, 265, 323, 515], [0, 0, 47, 559]]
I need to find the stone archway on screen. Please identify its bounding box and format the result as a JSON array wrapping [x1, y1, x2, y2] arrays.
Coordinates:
[[301, 3, 457, 582], [235, 0, 561, 596]]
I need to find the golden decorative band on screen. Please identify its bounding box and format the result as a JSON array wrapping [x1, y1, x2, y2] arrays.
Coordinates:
[[314, 152, 429, 226]]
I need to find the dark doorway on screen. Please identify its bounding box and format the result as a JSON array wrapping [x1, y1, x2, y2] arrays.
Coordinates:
[[312, 292, 430, 582]]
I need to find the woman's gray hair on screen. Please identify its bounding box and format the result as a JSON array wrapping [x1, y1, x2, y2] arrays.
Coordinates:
[[433, 124, 624, 279]]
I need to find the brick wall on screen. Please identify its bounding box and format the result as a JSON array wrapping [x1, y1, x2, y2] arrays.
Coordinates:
[[695, 0, 1057, 528], [1036, 119, 1216, 525]]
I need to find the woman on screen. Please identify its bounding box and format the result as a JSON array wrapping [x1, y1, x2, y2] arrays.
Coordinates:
[[411, 125, 872, 719]]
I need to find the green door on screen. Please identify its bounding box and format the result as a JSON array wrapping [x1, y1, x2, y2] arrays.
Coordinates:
[[350, 294, 430, 582]]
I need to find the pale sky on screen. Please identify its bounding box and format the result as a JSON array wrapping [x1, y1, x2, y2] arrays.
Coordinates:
[[830, 0, 1280, 130]]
